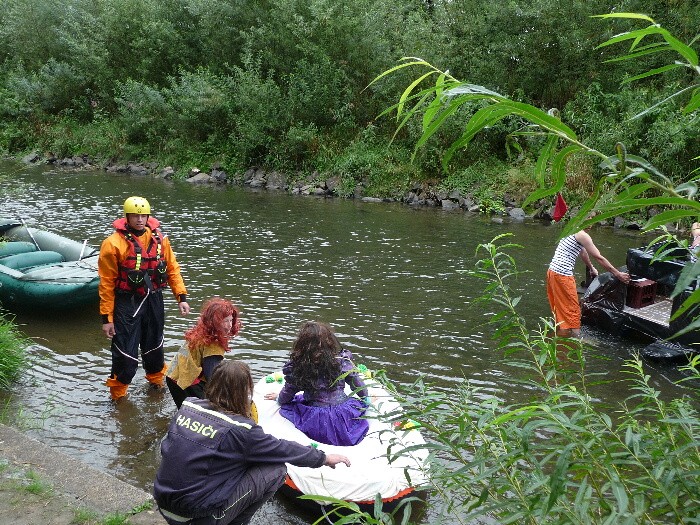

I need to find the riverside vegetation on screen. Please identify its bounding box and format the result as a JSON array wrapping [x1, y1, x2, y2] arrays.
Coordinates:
[[1, 5, 700, 525], [327, 11, 700, 525], [0, 313, 28, 390], [0, 1, 698, 215]]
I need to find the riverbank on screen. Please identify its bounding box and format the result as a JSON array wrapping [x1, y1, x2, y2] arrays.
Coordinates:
[[16, 152, 658, 231], [0, 422, 166, 525], [16, 152, 553, 222]]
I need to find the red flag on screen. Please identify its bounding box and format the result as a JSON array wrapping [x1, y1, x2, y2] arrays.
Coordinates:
[[553, 192, 568, 222]]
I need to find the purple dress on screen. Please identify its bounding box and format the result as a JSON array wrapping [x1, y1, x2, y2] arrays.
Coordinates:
[[277, 349, 369, 446]]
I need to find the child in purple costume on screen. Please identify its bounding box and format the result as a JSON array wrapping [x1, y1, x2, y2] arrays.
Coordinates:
[[267, 321, 370, 446]]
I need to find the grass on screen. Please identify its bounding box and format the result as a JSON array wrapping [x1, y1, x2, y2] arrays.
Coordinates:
[[0, 312, 29, 390], [0, 459, 154, 525], [22, 470, 53, 496]]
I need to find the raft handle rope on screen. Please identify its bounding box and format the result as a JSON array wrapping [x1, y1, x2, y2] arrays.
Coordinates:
[[19, 216, 41, 251], [78, 239, 87, 261]]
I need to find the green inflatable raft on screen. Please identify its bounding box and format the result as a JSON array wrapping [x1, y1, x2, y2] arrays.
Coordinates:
[[0, 218, 100, 311]]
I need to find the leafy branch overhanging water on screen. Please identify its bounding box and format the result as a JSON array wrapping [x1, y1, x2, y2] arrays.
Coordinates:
[[374, 236, 700, 525]]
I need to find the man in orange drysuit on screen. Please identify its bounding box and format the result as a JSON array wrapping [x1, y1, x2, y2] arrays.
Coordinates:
[[99, 196, 191, 401]]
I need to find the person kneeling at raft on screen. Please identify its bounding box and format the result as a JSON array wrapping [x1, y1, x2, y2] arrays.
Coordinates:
[[154, 360, 350, 525]]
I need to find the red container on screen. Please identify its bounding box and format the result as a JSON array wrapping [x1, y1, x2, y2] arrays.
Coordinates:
[[626, 279, 656, 308]]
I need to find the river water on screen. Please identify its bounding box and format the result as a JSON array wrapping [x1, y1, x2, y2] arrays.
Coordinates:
[[0, 160, 695, 523]]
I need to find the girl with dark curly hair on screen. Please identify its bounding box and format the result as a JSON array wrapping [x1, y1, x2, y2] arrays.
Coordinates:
[[265, 321, 370, 446], [166, 297, 241, 408]]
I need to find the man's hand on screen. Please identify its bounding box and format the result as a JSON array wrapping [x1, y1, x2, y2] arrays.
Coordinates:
[[324, 454, 351, 468], [102, 322, 115, 339], [179, 301, 191, 315], [615, 271, 631, 284]]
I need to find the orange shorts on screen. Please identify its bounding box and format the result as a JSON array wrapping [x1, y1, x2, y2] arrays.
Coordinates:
[[546, 269, 580, 330]]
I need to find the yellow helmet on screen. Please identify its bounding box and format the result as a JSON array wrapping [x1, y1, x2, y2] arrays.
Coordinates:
[[123, 196, 151, 215]]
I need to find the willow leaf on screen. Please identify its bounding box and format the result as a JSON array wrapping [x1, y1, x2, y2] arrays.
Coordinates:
[[659, 28, 699, 66], [674, 181, 698, 198], [444, 84, 504, 99], [522, 145, 581, 208], [596, 27, 667, 51], [377, 84, 437, 119], [683, 90, 700, 114], [622, 64, 683, 84], [414, 101, 463, 151], [366, 58, 431, 89], [550, 144, 582, 189], [546, 444, 574, 512], [499, 100, 578, 140], [626, 155, 668, 179], [603, 42, 670, 63], [422, 94, 444, 133], [398, 71, 440, 120], [615, 182, 655, 200], [600, 154, 666, 179], [609, 196, 700, 210], [391, 92, 433, 143], [592, 13, 655, 24], [443, 105, 514, 168], [535, 135, 558, 187], [644, 209, 700, 231]]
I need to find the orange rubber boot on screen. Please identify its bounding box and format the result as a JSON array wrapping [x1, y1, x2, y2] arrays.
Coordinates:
[[106, 375, 129, 401], [145, 364, 168, 388]]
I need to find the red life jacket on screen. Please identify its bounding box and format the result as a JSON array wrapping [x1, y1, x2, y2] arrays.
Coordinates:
[[114, 217, 168, 295]]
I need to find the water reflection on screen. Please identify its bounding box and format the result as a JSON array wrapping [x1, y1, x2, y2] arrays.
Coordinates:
[[0, 161, 696, 523]]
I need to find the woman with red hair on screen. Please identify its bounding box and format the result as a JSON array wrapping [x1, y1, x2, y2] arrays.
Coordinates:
[[165, 297, 241, 408]]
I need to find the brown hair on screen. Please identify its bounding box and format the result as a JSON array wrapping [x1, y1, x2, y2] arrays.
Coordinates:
[[289, 321, 342, 390], [205, 360, 253, 418]]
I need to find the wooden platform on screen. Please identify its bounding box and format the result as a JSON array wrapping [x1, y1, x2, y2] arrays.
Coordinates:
[[623, 298, 672, 327]]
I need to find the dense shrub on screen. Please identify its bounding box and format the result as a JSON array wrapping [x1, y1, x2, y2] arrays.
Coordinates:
[[164, 68, 235, 143], [0, 0, 698, 199], [563, 83, 700, 183], [114, 79, 171, 147], [0, 313, 29, 390]]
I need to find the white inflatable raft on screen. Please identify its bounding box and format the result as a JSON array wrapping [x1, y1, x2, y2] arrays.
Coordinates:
[[253, 370, 429, 513]]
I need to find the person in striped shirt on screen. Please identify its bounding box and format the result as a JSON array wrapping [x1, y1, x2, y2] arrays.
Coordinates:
[[547, 229, 630, 338]]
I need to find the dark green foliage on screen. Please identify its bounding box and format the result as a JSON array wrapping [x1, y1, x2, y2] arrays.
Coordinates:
[[564, 82, 700, 183], [0, 313, 29, 390], [0, 0, 698, 200], [359, 237, 700, 524]]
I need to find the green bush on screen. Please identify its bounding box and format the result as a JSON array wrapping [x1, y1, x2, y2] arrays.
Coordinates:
[[226, 59, 289, 168], [5, 59, 88, 118], [114, 79, 171, 146], [164, 68, 235, 143], [267, 123, 322, 171], [318, 136, 418, 199], [374, 237, 700, 524], [0, 313, 29, 390], [285, 56, 354, 130], [563, 82, 700, 183]]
